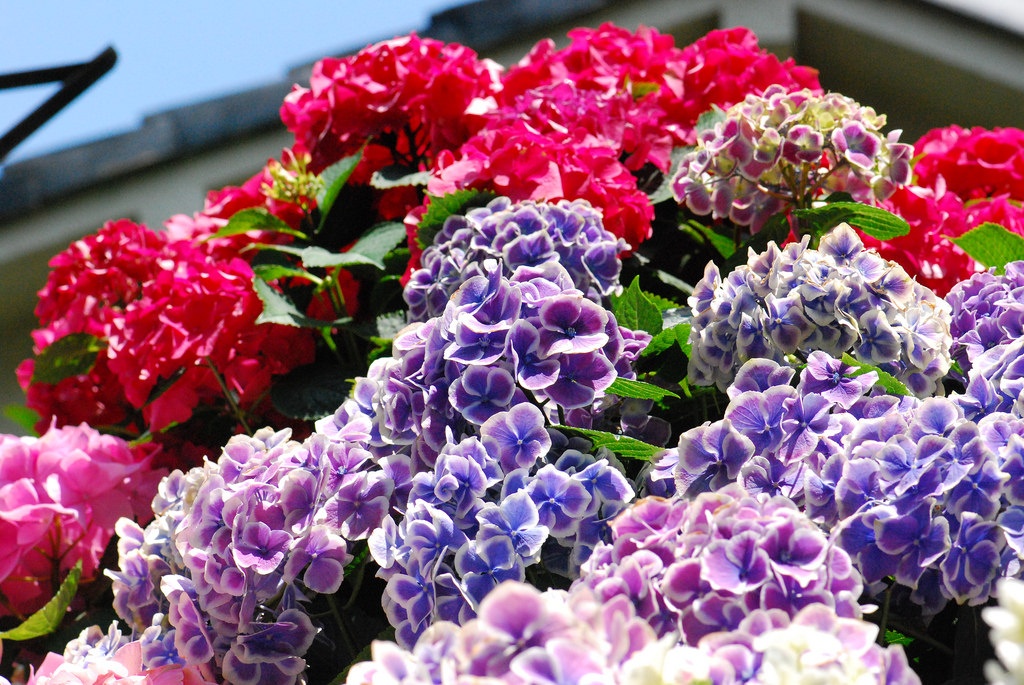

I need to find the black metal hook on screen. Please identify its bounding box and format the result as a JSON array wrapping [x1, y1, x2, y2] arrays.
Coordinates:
[[0, 45, 117, 162]]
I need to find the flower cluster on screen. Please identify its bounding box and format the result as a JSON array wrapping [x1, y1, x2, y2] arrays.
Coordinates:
[[668, 352, 1024, 614], [23, 622, 218, 685], [863, 126, 1024, 295], [0, 423, 161, 619], [432, 24, 819, 251], [108, 420, 390, 684], [18, 215, 316, 465], [686, 223, 952, 395], [281, 33, 500, 175], [576, 484, 863, 643], [672, 85, 912, 233], [403, 197, 625, 321], [346, 579, 918, 685], [317, 254, 647, 645], [343, 259, 647, 468], [946, 262, 1024, 404], [366, 423, 635, 647]]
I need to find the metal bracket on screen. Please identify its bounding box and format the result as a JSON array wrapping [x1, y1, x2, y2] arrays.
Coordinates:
[[0, 46, 117, 162]]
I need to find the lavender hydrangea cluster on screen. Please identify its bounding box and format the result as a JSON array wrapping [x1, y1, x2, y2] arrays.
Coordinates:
[[665, 353, 1024, 615], [308, 259, 651, 647], [336, 258, 649, 468], [686, 223, 952, 395], [108, 420, 391, 684], [345, 580, 919, 685], [366, 424, 634, 647], [575, 483, 864, 644], [404, 197, 625, 321], [946, 262, 1024, 415], [671, 84, 912, 233]]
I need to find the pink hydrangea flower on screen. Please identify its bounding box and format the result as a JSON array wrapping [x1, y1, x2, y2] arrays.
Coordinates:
[[0, 423, 162, 618], [28, 641, 217, 685]]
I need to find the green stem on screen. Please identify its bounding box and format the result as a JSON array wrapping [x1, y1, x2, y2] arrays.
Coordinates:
[[327, 593, 358, 661], [878, 582, 892, 646], [205, 358, 251, 434], [342, 560, 368, 613]]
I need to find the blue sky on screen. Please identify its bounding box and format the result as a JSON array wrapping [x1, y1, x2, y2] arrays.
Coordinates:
[[0, 1, 464, 162]]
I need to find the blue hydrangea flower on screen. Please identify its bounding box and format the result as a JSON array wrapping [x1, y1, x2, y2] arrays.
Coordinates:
[[687, 223, 952, 396]]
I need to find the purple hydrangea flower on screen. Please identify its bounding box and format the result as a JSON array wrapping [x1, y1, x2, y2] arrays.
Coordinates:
[[404, 197, 626, 322]]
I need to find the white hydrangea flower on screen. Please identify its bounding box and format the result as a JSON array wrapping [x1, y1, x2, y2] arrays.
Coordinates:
[[984, 577, 1024, 684]]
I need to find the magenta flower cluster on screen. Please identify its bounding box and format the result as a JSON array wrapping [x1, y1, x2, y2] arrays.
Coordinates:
[[671, 84, 913, 233], [109, 418, 390, 684], [687, 223, 952, 396], [404, 197, 625, 321]]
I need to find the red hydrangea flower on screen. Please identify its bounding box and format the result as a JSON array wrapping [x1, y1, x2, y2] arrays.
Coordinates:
[[861, 184, 972, 296], [500, 23, 686, 167], [0, 423, 162, 618], [20, 219, 316, 456], [281, 33, 501, 174], [430, 120, 654, 250], [672, 27, 821, 142], [863, 126, 1024, 295], [105, 241, 314, 432], [913, 125, 1024, 200]]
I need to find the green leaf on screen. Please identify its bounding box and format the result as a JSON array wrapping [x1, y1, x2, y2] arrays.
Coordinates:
[[253, 279, 349, 328], [31, 333, 105, 384], [316, 151, 363, 233], [257, 244, 385, 271], [348, 222, 409, 266], [885, 629, 914, 647], [840, 353, 911, 397], [3, 404, 41, 434], [552, 425, 666, 461], [0, 561, 81, 641], [646, 146, 692, 205], [793, 201, 910, 242], [417, 190, 495, 248], [950, 222, 1024, 272], [679, 220, 737, 259], [270, 363, 355, 420], [252, 263, 318, 283], [369, 165, 432, 189], [695, 105, 726, 134], [607, 377, 679, 401], [643, 320, 692, 359], [611, 277, 664, 335], [300, 246, 385, 270], [214, 208, 306, 240]]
